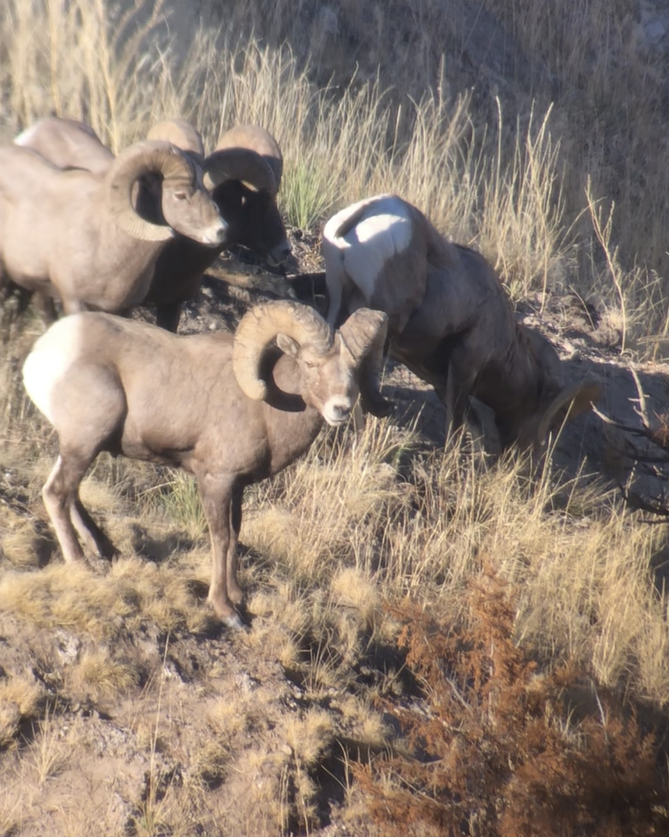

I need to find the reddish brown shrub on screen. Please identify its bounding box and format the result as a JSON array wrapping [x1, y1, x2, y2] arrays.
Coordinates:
[[355, 570, 669, 837]]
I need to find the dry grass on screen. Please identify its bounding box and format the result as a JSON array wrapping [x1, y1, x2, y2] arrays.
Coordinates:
[[241, 422, 669, 705]]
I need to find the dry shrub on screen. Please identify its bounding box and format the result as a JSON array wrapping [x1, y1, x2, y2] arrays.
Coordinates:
[[356, 568, 669, 837]]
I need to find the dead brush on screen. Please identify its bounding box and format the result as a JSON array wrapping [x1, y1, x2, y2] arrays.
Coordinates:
[[355, 567, 669, 837]]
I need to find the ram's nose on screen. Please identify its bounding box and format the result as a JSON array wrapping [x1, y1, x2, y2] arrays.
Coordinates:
[[203, 219, 228, 246], [323, 398, 353, 426]]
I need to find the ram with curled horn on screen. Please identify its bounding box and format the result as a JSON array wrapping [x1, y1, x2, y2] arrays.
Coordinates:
[[143, 121, 292, 332], [22, 300, 388, 628], [323, 193, 599, 449], [0, 135, 227, 320]]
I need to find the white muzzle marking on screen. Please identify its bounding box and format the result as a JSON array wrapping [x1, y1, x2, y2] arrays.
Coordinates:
[[323, 396, 353, 426]]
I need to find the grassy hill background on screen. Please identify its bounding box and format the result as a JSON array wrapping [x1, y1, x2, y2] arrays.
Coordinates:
[[2, 1, 669, 834]]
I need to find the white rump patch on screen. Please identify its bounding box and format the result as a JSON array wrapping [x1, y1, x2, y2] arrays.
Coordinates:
[[323, 195, 414, 303], [22, 316, 84, 425]]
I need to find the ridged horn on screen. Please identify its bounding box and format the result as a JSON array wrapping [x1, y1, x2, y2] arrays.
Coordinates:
[[147, 119, 205, 157], [107, 140, 195, 242], [203, 147, 277, 195], [233, 301, 334, 401], [337, 308, 389, 363], [338, 309, 390, 416], [536, 382, 601, 442], [215, 125, 283, 184]]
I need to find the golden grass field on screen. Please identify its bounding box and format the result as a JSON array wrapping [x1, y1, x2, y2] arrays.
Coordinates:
[[2, 1, 669, 834]]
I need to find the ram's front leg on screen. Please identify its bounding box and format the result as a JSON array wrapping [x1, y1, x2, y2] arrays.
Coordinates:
[[199, 473, 245, 629]]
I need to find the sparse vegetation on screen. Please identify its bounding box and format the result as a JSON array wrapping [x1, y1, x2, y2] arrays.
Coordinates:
[[2, 0, 669, 834], [356, 572, 669, 836]]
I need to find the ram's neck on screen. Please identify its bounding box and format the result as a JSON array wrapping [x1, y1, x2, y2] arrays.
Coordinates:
[[262, 353, 324, 477]]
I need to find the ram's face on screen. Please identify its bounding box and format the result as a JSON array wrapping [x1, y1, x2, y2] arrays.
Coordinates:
[[213, 180, 291, 265], [161, 163, 228, 247], [276, 335, 358, 426]]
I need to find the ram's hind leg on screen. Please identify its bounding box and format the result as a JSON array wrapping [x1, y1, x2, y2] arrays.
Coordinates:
[[42, 368, 125, 564], [70, 497, 117, 560], [443, 361, 497, 455], [43, 451, 99, 564]]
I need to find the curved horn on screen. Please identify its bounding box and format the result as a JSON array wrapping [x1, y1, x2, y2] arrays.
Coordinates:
[[338, 309, 388, 362], [216, 125, 283, 183], [233, 301, 334, 401], [147, 119, 205, 157], [338, 309, 390, 417], [106, 140, 196, 241], [203, 147, 277, 195], [536, 382, 601, 442]]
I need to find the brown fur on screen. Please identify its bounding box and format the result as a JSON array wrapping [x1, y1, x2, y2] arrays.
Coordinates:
[[324, 195, 595, 448], [14, 116, 114, 175], [0, 140, 225, 317], [23, 305, 387, 627]]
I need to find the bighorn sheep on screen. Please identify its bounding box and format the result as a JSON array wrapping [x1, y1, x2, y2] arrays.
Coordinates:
[[22, 301, 388, 628], [14, 116, 115, 175], [0, 139, 227, 317], [323, 194, 597, 449], [10, 117, 292, 330], [143, 121, 292, 331]]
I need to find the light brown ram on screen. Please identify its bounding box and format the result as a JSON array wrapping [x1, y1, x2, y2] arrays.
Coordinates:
[[144, 121, 292, 331], [12, 116, 292, 331], [22, 300, 387, 628], [0, 139, 227, 317], [323, 194, 597, 449]]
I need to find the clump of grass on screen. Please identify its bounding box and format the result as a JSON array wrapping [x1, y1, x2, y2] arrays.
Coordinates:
[[0, 674, 45, 749], [0, 555, 212, 642], [281, 158, 338, 232], [66, 646, 142, 703], [142, 470, 207, 542], [30, 706, 68, 785]]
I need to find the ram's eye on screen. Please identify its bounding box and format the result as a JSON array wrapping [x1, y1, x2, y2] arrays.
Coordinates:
[[305, 360, 315, 369], [174, 191, 187, 201]]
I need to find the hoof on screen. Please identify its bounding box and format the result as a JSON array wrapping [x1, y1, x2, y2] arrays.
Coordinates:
[[222, 612, 248, 631]]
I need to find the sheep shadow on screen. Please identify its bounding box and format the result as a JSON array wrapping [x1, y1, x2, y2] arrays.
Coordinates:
[[129, 523, 202, 564]]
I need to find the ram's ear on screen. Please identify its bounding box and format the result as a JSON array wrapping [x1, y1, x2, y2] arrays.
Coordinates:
[[276, 333, 299, 357]]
